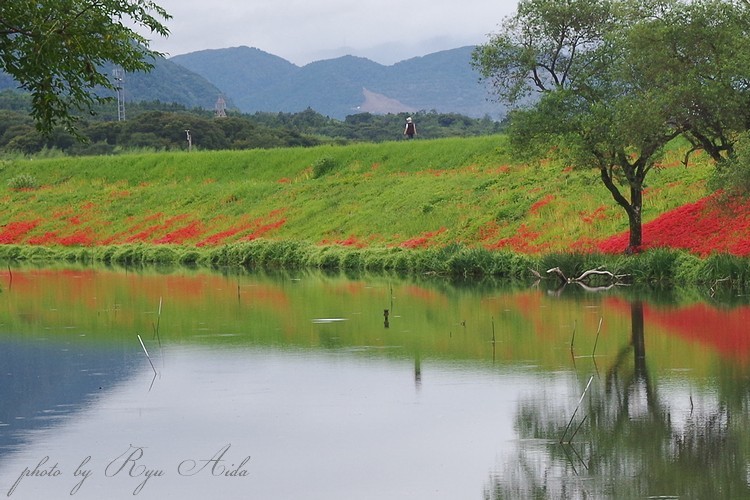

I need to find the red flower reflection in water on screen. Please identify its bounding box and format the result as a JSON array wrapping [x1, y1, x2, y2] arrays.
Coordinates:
[[606, 296, 750, 364]]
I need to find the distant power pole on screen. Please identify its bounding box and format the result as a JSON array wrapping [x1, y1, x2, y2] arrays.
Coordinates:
[[214, 95, 227, 118], [113, 67, 125, 121]]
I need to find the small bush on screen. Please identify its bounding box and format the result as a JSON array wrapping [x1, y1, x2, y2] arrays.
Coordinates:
[[8, 173, 39, 190], [316, 246, 343, 269], [631, 248, 679, 283], [700, 252, 749, 286], [341, 250, 364, 270], [312, 156, 338, 178], [446, 246, 494, 277], [178, 250, 202, 266], [362, 248, 397, 271], [261, 240, 310, 268], [147, 246, 179, 264], [672, 251, 703, 284]]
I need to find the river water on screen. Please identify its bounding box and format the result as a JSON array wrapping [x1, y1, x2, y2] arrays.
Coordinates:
[[0, 265, 748, 499]]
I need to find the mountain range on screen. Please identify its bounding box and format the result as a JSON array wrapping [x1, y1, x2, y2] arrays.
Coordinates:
[[169, 45, 501, 119], [0, 46, 503, 120]]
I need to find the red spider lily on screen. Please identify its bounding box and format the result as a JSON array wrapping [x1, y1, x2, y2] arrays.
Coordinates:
[[597, 193, 750, 256], [530, 194, 555, 215], [154, 221, 204, 245], [400, 228, 447, 249], [0, 220, 40, 244]]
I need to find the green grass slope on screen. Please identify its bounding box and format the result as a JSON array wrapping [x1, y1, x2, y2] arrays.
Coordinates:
[[0, 135, 717, 255]]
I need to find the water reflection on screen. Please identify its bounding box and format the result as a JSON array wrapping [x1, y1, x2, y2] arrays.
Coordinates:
[[487, 299, 750, 499], [0, 265, 747, 498], [0, 338, 139, 456]]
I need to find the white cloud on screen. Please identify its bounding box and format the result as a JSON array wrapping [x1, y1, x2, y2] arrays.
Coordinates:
[[144, 0, 518, 65]]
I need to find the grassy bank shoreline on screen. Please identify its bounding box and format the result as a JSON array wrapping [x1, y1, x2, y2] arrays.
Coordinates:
[[0, 135, 713, 253], [0, 240, 747, 292], [1, 135, 748, 289]]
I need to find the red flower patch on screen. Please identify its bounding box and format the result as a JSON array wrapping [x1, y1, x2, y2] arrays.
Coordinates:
[[125, 214, 188, 244], [477, 220, 500, 242], [400, 228, 447, 249], [580, 206, 608, 225], [0, 220, 40, 244], [245, 219, 287, 241], [489, 165, 511, 175], [59, 229, 95, 247], [336, 235, 365, 247], [486, 224, 543, 253], [597, 193, 750, 256], [196, 222, 255, 247], [154, 221, 204, 245], [109, 190, 130, 199], [530, 194, 555, 215], [28, 232, 58, 246]]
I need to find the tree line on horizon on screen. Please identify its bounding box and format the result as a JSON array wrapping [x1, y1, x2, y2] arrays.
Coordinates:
[[0, 90, 502, 155]]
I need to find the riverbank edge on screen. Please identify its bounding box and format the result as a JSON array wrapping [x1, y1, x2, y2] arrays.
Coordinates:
[[0, 240, 747, 290]]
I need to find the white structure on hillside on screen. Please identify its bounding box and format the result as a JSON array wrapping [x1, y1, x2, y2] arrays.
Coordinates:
[[113, 67, 125, 121], [215, 95, 227, 118]]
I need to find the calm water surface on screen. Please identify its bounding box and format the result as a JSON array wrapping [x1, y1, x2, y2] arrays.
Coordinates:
[[0, 265, 748, 499]]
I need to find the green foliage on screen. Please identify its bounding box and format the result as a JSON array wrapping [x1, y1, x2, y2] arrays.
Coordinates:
[[7, 173, 38, 190], [0, 0, 170, 134], [473, 0, 750, 252], [312, 156, 339, 178], [710, 131, 750, 196], [0, 95, 502, 155], [496, 195, 531, 223], [699, 253, 750, 289], [671, 252, 703, 284], [538, 252, 590, 279], [629, 248, 681, 284]]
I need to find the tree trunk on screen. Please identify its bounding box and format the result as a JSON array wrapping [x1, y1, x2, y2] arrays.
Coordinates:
[[626, 184, 643, 253], [599, 165, 644, 254]]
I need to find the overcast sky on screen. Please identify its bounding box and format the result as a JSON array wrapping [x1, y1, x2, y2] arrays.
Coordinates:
[[145, 0, 519, 66]]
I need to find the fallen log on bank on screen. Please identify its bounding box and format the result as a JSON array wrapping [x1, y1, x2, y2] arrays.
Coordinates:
[[546, 266, 630, 284], [534, 266, 631, 293]]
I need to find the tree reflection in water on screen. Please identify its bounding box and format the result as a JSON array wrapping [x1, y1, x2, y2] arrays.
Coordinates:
[[486, 300, 750, 499]]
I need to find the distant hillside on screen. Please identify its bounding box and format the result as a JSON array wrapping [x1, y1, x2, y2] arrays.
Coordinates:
[[170, 46, 503, 119], [119, 56, 226, 110], [0, 46, 502, 120], [0, 56, 226, 111]]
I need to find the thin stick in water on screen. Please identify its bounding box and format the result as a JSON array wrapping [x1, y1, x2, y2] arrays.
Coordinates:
[[569, 414, 588, 442], [560, 375, 594, 443], [153, 297, 163, 347], [570, 319, 577, 352], [389, 282, 394, 315], [591, 317, 603, 357], [138, 334, 157, 375]]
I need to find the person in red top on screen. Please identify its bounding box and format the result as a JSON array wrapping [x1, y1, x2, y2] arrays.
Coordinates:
[[403, 116, 417, 139]]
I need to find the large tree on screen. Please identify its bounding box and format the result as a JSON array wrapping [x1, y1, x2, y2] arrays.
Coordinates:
[[0, 0, 170, 134], [473, 0, 750, 252]]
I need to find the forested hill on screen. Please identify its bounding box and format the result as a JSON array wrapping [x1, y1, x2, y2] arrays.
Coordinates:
[[0, 45, 500, 121], [170, 46, 500, 119], [0, 55, 224, 111]]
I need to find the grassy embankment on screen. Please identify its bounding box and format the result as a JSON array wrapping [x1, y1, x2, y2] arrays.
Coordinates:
[[0, 135, 747, 286]]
